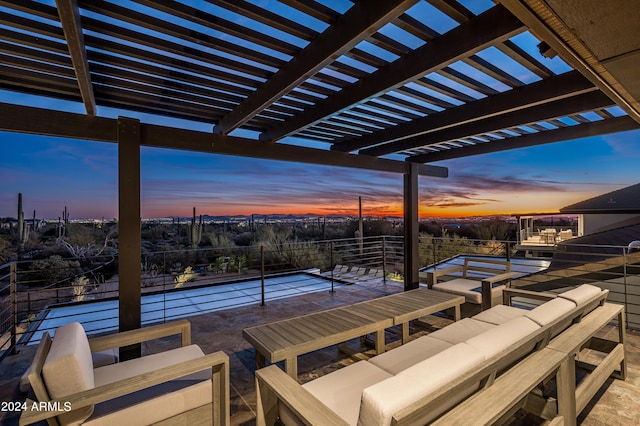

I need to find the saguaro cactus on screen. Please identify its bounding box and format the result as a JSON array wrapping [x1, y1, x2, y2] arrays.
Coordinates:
[[17, 193, 29, 245], [187, 207, 203, 249], [17, 193, 23, 239]]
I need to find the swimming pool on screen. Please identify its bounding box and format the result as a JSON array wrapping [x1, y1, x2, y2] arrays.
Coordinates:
[[24, 270, 342, 344]]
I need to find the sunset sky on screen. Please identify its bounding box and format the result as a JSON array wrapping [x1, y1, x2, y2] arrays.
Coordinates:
[[2, 98, 638, 220], [2, 0, 639, 220]]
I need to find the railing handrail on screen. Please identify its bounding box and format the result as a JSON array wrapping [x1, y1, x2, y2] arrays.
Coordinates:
[[2, 235, 639, 363]]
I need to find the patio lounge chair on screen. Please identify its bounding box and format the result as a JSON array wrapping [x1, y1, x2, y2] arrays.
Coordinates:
[[20, 319, 230, 426], [421, 258, 519, 311]]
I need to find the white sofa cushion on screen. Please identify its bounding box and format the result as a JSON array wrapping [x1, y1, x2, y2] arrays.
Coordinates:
[[369, 336, 453, 375], [433, 279, 504, 304], [279, 361, 392, 426], [358, 343, 485, 426], [87, 345, 212, 426], [91, 348, 119, 368], [558, 284, 603, 305], [525, 297, 576, 327], [472, 304, 527, 325], [465, 317, 540, 359], [429, 318, 495, 345], [42, 322, 95, 426], [21, 348, 119, 393]]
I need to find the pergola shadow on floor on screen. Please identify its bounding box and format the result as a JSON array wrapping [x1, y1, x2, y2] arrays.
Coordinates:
[[2, 279, 638, 425]]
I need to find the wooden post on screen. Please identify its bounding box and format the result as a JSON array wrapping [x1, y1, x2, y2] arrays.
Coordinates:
[[118, 117, 141, 360], [403, 163, 419, 291]]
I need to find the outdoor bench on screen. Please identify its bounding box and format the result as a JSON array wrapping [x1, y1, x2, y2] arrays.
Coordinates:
[[255, 284, 625, 426], [421, 257, 520, 310]]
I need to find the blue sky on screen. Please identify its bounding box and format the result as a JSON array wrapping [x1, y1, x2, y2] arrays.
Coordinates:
[[1, 1, 639, 219], [2, 110, 639, 219]]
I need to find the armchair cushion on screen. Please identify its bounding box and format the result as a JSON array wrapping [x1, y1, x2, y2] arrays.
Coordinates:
[[88, 345, 212, 426], [42, 322, 95, 426], [433, 279, 504, 304]]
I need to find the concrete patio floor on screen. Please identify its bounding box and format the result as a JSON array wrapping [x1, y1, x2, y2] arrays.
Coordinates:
[[1, 278, 638, 425]]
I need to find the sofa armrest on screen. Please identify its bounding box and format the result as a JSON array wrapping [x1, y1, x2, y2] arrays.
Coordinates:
[[20, 350, 229, 426], [423, 266, 465, 287], [88, 319, 191, 353], [502, 288, 558, 306], [256, 365, 349, 426], [482, 271, 519, 285]]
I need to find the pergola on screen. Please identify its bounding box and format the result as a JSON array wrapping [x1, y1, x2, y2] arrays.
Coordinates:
[[1, 0, 639, 342]]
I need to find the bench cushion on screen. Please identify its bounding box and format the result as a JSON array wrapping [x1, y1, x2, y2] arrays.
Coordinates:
[[358, 343, 485, 426], [429, 318, 495, 345], [43, 322, 95, 426], [369, 336, 453, 375], [558, 284, 603, 305], [472, 304, 527, 325], [525, 297, 576, 327], [280, 361, 392, 426], [465, 317, 540, 359], [88, 345, 212, 426], [433, 279, 504, 304]]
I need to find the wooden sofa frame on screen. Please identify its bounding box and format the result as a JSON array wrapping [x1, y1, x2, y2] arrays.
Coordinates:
[[256, 288, 625, 426], [422, 257, 520, 310], [20, 319, 230, 426]]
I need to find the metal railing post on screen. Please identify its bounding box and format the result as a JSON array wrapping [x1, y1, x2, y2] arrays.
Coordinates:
[[623, 247, 629, 327], [261, 245, 265, 306], [10, 262, 17, 355], [330, 241, 335, 293], [382, 236, 387, 284]]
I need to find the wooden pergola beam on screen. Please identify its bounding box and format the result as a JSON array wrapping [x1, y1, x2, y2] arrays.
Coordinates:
[[260, 4, 525, 142], [332, 70, 595, 153], [0, 102, 447, 178], [407, 116, 640, 163], [55, 0, 96, 115], [362, 90, 613, 156], [213, 0, 417, 135]]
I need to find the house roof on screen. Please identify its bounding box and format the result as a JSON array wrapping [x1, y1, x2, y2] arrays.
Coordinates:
[[560, 183, 640, 214], [1, 0, 639, 172]]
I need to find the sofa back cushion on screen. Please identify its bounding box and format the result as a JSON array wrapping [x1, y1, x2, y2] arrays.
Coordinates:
[[525, 297, 576, 327], [465, 317, 540, 360], [357, 343, 484, 426], [43, 322, 95, 425], [558, 284, 603, 305]]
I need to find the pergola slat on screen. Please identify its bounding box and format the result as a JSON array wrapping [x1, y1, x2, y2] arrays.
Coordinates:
[[364, 91, 613, 156], [409, 116, 640, 162], [213, 0, 417, 135], [261, 4, 525, 141], [55, 0, 96, 115], [332, 71, 594, 153]]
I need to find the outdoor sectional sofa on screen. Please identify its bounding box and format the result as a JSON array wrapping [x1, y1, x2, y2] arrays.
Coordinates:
[[256, 284, 626, 426]]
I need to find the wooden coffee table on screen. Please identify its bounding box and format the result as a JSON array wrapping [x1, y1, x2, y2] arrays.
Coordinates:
[[243, 288, 463, 378]]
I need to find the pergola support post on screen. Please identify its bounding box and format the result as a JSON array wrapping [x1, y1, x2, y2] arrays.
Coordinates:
[[117, 117, 141, 360], [404, 163, 419, 291]]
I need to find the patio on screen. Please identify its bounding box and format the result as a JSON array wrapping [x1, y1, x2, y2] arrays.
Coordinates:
[[2, 277, 638, 425]]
